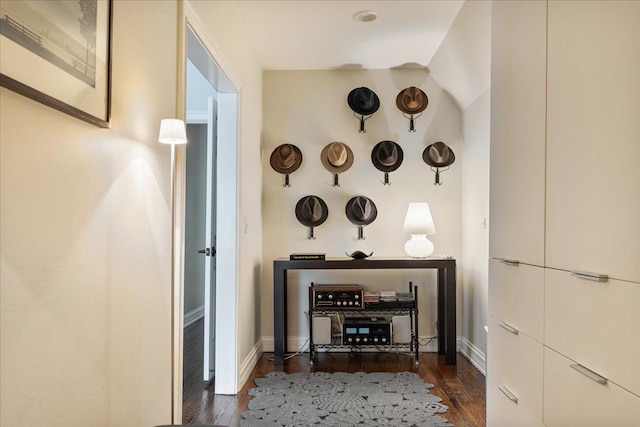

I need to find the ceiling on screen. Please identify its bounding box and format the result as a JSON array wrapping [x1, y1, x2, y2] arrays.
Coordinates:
[[232, 1, 465, 70]]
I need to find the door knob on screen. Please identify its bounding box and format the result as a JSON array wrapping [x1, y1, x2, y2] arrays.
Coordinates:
[[197, 247, 216, 257]]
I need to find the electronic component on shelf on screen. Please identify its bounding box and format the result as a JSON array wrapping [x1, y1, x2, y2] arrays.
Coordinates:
[[392, 315, 412, 344], [312, 316, 332, 345], [311, 284, 364, 309], [343, 317, 391, 345]]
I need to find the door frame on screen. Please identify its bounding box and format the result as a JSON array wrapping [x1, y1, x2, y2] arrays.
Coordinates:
[[174, 1, 240, 422]]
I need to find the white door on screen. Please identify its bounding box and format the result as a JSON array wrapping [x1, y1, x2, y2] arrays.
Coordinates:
[[185, 95, 218, 383]]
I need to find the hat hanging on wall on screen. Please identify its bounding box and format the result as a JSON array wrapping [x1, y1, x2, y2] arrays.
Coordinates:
[[295, 195, 329, 239], [347, 87, 380, 133], [270, 144, 303, 187], [396, 86, 428, 132], [345, 196, 377, 240], [321, 142, 354, 187], [371, 140, 404, 185], [422, 141, 455, 185]]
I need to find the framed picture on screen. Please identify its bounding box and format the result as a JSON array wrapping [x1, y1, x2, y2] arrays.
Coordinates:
[[0, 0, 112, 128]]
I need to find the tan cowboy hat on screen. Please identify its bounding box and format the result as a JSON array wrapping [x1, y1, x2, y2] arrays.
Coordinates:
[[422, 141, 455, 168], [295, 195, 329, 227], [270, 144, 303, 174], [345, 196, 378, 226], [371, 140, 404, 172], [396, 86, 429, 115], [321, 142, 354, 173]]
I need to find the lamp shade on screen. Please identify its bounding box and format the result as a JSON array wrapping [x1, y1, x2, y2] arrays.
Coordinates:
[[158, 119, 187, 144], [402, 202, 436, 235]]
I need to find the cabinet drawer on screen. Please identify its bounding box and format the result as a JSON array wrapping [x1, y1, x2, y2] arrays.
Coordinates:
[[545, 268, 640, 396], [488, 315, 543, 419], [544, 347, 640, 426], [487, 373, 544, 427], [488, 259, 544, 343]]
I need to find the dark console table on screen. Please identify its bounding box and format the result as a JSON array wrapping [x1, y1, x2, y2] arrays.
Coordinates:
[[273, 257, 457, 365]]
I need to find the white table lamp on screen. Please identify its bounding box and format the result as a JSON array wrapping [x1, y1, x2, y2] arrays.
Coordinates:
[[402, 202, 436, 258]]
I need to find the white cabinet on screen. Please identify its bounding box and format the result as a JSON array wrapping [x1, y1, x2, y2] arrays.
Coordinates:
[[545, 0, 640, 282], [488, 259, 544, 343], [489, 0, 547, 266], [543, 347, 640, 427], [545, 269, 640, 397], [488, 316, 543, 419], [487, 374, 545, 427]]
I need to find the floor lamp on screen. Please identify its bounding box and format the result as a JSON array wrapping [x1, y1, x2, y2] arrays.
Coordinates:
[[158, 119, 187, 424]]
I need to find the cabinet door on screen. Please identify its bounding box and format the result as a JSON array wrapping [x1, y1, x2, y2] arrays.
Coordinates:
[[487, 374, 545, 427], [545, 268, 640, 397], [546, 0, 640, 282], [544, 347, 640, 426], [489, 0, 547, 266]]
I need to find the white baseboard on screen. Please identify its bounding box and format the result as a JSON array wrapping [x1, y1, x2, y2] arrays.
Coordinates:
[[239, 338, 263, 390], [459, 336, 486, 375], [184, 306, 204, 328]]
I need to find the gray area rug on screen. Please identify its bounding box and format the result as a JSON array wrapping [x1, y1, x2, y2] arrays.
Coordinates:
[[241, 371, 454, 427]]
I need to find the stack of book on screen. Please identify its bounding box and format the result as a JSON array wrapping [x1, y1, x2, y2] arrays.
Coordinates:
[[380, 291, 397, 302], [396, 292, 415, 302], [364, 291, 380, 304]]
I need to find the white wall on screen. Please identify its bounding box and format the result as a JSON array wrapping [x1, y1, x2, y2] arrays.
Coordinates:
[[186, 0, 264, 383], [0, 1, 178, 425], [261, 69, 463, 350], [428, 0, 491, 371]]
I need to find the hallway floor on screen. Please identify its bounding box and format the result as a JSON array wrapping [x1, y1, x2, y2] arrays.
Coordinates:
[[182, 319, 486, 426]]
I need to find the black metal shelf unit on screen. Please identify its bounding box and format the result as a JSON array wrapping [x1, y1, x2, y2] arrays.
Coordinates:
[[308, 283, 420, 365]]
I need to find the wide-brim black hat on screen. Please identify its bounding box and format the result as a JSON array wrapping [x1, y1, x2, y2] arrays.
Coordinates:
[[295, 196, 328, 227], [371, 140, 403, 172], [396, 86, 428, 115], [270, 144, 303, 174], [347, 87, 380, 116], [422, 141, 455, 168], [345, 196, 377, 226]]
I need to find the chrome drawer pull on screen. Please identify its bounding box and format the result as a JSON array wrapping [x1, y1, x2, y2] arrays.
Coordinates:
[[498, 322, 519, 335], [570, 270, 609, 282], [570, 363, 608, 385], [499, 259, 520, 266], [499, 385, 518, 403]]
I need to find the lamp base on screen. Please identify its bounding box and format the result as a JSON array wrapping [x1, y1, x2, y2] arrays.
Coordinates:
[[404, 235, 434, 258]]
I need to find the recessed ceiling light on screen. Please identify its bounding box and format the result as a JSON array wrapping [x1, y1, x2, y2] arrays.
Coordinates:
[[352, 10, 378, 23]]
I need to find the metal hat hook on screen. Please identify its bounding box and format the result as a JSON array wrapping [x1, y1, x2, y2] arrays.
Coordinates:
[[430, 166, 449, 185], [332, 173, 340, 187], [354, 112, 372, 133], [403, 112, 422, 132], [307, 226, 315, 240], [383, 172, 390, 186], [283, 173, 291, 187], [357, 225, 365, 240]]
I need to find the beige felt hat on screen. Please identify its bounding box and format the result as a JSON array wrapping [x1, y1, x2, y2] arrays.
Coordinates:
[[321, 142, 354, 173], [396, 86, 429, 115]]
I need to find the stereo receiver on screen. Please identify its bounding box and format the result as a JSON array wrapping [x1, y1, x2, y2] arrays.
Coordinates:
[[343, 317, 391, 345], [311, 284, 364, 309]]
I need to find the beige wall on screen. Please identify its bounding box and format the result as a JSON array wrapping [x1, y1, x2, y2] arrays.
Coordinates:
[[0, 1, 179, 425], [261, 69, 463, 349]]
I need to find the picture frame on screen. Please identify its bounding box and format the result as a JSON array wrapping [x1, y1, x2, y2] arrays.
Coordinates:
[[0, 0, 112, 128]]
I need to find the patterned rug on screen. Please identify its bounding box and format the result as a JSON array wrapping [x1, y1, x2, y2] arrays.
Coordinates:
[[241, 371, 454, 426]]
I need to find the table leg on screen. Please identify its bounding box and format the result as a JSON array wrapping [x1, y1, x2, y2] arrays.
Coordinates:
[[437, 268, 445, 355], [445, 265, 457, 365], [273, 266, 287, 365]]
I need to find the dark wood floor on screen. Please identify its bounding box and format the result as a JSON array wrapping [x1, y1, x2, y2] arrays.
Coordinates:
[[182, 319, 486, 426]]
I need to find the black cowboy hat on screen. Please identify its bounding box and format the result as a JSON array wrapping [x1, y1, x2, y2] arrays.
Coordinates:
[[396, 87, 429, 115], [422, 141, 455, 168], [321, 142, 354, 174], [371, 140, 404, 172], [347, 87, 380, 116], [345, 196, 377, 226], [295, 196, 329, 228], [270, 144, 303, 174]]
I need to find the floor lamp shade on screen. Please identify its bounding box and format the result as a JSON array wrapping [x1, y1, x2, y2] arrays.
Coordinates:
[[159, 119, 187, 144], [402, 202, 436, 258]]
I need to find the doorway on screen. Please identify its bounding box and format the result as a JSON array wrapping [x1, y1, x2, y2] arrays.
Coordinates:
[[179, 17, 239, 422]]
